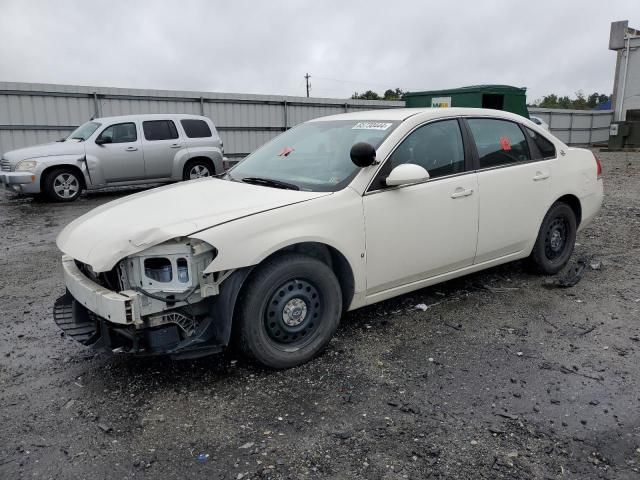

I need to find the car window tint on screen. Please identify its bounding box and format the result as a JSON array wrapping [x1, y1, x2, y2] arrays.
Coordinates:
[[388, 119, 465, 179], [180, 119, 212, 138], [143, 120, 179, 141], [99, 122, 137, 143], [467, 119, 530, 168], [525, 127, 556, 159]]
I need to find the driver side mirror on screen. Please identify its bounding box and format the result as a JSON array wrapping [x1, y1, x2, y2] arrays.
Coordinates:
[[350, 142, 377, 167], [95, 136, 112, 145], [385, 164, 430, 187]]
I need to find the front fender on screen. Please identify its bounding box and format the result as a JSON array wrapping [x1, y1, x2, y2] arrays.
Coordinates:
[[191, 188, 367, 307], [35, 155, 92, 185]]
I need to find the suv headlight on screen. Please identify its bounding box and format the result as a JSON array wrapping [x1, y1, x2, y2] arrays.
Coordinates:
[[15, 160, 38, 172]]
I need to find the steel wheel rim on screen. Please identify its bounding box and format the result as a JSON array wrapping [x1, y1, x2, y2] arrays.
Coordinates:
[[189, 165, 210, 179], [544, 217, 569, 260], [264, 279, 322, 348], [53, 173, 79, 198]]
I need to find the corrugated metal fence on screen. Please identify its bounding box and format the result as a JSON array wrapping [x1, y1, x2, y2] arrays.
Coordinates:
[[528, 108, 613, 146], [0, 82, 613, 159], [0, 82, 403, 159]]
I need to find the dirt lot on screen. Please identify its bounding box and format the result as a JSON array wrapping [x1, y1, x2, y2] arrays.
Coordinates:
[[1, 151, 639, 479]]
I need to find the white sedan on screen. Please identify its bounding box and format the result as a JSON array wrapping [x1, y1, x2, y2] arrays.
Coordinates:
[[55, 108, 603, 368]]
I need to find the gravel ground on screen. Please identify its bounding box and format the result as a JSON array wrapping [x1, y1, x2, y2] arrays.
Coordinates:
[[1, 151, 639, 480]]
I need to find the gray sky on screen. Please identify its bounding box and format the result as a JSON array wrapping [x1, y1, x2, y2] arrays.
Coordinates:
[[0, 0, 636, 102]]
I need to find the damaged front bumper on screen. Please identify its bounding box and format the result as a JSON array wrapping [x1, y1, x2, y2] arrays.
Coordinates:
[[0, 171, 40, 194], [54, 255, 242, 359]]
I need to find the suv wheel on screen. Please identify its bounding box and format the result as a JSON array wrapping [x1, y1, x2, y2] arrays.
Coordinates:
[[43, 168, 82, 202], [183, 160, 213, 180], [236, 253, 342, 369], [528, 202, 577, 274]]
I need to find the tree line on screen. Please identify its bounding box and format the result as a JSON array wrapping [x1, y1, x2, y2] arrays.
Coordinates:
[[530, 91, 610, 109], [351, 88, 611, 110]]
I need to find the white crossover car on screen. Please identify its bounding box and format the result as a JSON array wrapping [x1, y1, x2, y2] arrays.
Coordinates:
[[530, 115, 550, 130], [54, 108, 603, 368]]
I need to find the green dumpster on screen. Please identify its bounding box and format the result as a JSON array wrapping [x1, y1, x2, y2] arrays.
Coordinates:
[[404, 85, 529, 119]]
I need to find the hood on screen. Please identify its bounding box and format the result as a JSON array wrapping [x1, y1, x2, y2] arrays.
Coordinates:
[[57, 178, 331, 272], [2, 140, 85, 162]]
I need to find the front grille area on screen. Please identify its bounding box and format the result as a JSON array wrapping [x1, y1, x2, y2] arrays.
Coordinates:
[[1, 158, 11, 172]]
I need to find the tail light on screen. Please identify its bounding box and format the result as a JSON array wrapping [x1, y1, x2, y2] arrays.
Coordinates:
[[594, 154, 602, 179]]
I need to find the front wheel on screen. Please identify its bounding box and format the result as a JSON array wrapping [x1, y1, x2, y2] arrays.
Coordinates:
[[528, 202, 577, 274], [236, 253, 342, 369], [43, 168, 83, 202]]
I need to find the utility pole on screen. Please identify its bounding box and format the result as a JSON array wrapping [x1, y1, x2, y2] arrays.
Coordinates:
[[304, 73, 311, 97]]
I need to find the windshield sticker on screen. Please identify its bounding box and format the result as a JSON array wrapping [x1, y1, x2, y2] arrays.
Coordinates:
[[500, 136, 512, 151], [278, 146, 295, 157], [352, 122, 393, 131]]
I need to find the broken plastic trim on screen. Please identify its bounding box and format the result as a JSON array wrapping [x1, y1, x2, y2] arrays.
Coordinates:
[[544, 257, 588, 289]]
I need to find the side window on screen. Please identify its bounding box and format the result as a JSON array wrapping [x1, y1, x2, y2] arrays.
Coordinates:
[[467, 118, 530, 169], [181, 119, 212, 138], [98, 122, 137, 143], [143, 120, 179, 141], [525, 127, 556, 159], [387, 119, 466, 179]]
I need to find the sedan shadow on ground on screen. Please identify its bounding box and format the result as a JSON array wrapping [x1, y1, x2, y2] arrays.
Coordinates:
[[87, 259, 537, 386]]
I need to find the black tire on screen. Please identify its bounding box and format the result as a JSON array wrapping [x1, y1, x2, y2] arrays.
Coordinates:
[[182, 159, 214, 181], [236, 253, 342, 369], [528, 202, 577, 274], [43, 167, 83, 202]]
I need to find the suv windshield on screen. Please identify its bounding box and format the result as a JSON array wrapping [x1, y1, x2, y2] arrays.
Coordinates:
[[229, 120, 400, 191], [66, 121, 101, 141]]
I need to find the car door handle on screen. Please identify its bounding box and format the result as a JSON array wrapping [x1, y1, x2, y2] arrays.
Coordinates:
[[125, 147, 138, 152], [169, 144, 181, 149], [533, 172, 550, 181], [451, 188, 474, 199]]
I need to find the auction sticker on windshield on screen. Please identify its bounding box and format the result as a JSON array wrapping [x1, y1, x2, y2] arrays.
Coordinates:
[[352, 122, 393, 130]]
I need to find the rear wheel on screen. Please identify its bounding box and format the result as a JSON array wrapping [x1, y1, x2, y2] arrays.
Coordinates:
[[43, 168, 82, 202], [529, 202, 577, 274], [236, 253, 342, 369], [183, 159, 213, 180]]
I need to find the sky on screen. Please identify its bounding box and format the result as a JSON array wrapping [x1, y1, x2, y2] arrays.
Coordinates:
[[0, 0, 636, 103]]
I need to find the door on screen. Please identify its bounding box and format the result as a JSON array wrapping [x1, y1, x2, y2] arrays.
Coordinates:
[[363, 119, 479, 295], [141, 119, 185, 179], [88, 122, 145, 183], [465, 118, 554, 263]]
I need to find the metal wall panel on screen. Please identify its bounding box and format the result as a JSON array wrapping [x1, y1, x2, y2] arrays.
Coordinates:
[[529, 108, 613, 145], [0, 82, 403, 158], [0, 83, 615, 160]]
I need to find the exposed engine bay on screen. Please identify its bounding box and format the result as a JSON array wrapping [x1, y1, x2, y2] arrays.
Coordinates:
[[54, 238, 248, 358]]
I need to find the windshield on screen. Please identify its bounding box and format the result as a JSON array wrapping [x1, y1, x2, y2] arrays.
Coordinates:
[[66, 121, 101, 141], [229, 120, 400, 191]]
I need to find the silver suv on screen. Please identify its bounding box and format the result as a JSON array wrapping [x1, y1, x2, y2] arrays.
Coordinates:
[[0, 114, 224, 201]]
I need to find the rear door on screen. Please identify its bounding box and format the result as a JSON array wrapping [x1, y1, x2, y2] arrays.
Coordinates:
[[465, 117, 555, 264], [88, 122, 145, 183], [141, 119, 186, 178]]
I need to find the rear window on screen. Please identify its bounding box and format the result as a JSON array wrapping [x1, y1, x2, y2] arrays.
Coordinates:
[[181, 119, 212, 138], [525, 127, 556, 159], [467, 118, 530, 169], [143, 120, 179, 141]]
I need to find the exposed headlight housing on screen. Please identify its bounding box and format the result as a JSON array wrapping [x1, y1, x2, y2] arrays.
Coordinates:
[[122, 238, 216, 295], [15, 160, 38, 172]]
